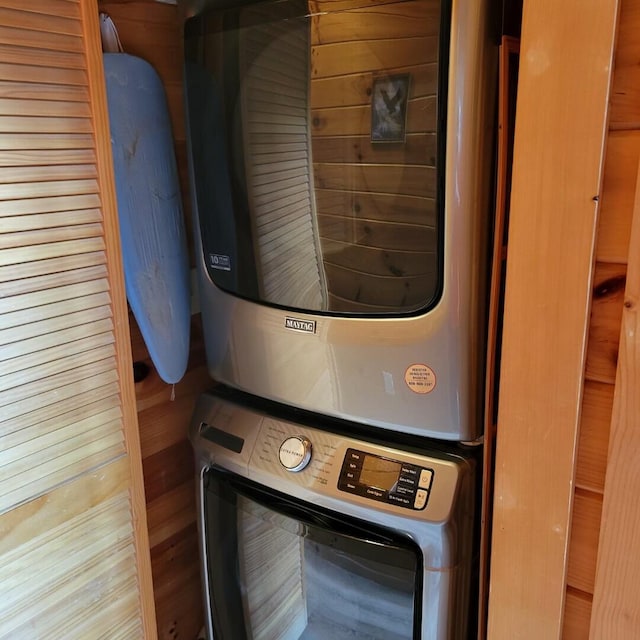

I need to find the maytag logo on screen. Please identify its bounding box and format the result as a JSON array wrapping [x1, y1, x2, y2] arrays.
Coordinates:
[[285, 317, 316, 334]]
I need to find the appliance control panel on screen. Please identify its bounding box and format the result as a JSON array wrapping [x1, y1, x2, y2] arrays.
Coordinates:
[[190, 392, 467, 523], [338, 448, 434, 510]]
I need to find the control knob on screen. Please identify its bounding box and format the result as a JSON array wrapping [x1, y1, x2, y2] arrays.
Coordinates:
[[279, 436, 312, 472]]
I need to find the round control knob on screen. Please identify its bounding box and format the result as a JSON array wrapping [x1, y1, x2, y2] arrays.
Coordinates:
[[279, 436, 312, 472]]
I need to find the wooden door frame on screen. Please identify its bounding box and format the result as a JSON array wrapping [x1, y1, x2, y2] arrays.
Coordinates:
[[81, 1, 158, 636], [486, 1, 619, 637]]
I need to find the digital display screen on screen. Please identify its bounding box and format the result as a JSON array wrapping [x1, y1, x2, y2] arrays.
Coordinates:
[[359, 456, 401, 491]]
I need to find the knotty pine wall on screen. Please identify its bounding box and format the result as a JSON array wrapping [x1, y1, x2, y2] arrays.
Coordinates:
[[96, 2, 209, 639], [485, 0, 618, 637], [309, 0, 438, 311], [563, 0, 640, 635]]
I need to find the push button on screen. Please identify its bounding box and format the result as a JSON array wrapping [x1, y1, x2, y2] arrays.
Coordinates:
[[418, 469, 433, 490], [414, 489, 428, 510]]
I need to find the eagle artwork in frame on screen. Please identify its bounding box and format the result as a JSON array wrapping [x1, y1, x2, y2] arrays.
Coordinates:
[[370, 74, 410, 143]]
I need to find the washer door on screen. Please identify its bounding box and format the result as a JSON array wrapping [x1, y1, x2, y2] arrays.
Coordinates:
[[202, 469, 422, 640]]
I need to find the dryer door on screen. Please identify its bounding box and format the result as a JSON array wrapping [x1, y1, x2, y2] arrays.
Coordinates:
[[202, 469, 421, 640]]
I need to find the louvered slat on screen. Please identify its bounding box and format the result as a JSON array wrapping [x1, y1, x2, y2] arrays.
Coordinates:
[[0, 356, 117, 411], [0, 290, 110, 331], [1, 208, 101, 232], [0, 178, 98, 201], [0, 236, 104, 266], [0, 437, 125, 511], [0, 193, 100, 216], [0, 44, 85, 71], [0, 222, 103, 250], [0, 318, 113, 364], [0, 259, 106, 294], [0, 379, 121, 438], [0, 7, 82, 38], [0, 79, 88, 102], [0, 415, 122, 481], [0, 278, 109, 314], [0, 394, 120, 451], [0, 97, 90, 117], [0, 0, 80, 20], [0, 338, 114, 395], [0, 495, 133, 629]]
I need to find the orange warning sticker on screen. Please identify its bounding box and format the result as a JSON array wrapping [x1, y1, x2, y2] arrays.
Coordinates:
[[405, 364, 436, 394]]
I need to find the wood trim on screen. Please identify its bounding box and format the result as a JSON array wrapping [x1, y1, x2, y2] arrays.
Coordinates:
[[477, 34, 519, 640], [589, 148, 640, 638], [79, 1, 158, 637], [486, 1, 619, 638]]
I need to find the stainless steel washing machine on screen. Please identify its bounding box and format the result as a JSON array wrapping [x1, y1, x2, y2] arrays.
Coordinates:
[[189, 389, 477, 640]]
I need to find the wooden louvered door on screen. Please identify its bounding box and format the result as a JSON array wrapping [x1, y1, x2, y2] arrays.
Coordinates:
[[0, 1, 156, 638]]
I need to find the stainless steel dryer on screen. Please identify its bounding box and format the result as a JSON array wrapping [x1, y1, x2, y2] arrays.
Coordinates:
[[190, 389, 477, 640]]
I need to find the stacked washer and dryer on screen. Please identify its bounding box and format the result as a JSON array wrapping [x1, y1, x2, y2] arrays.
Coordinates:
[[181, 0, 496, 637]]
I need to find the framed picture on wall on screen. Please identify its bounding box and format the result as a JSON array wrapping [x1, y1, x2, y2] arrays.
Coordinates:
[[371, 74, 410, 143]]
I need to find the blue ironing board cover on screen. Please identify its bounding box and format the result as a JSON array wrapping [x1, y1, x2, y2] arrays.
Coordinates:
[[104, 53, 190, 384]]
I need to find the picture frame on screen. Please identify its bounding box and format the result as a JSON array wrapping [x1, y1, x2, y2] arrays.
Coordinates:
[[370, 74, 410, 143]]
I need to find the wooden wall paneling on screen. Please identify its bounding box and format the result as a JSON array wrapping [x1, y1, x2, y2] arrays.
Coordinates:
[[310, 63, 437, 110], [589, 149, 640, 638], [311, 132, 436, 166], [314, 164, 435, 197], [596, 130, 640, 263], [486, 0, 619, 638], [310, 0, 438, 310], [311, 0, 439, 43], [318, 213, 435, 249], [563, 589, 593, 640], [564, 4, 640, 632], [315, 189, 436, 224], [321, 240, 433, 276], [323, 263, 435, 307], [574, 380, 614, 494], [584, 261, 626, 384], [150, 523, 203, 640], [311, 97, 436, 137], [565, 490, 603, 594], [311, 38, 437, 78], [608, 0, 640, 130]]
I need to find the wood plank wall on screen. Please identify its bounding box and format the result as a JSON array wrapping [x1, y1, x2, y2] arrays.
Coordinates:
[[486, 0, 618, 637], [0, 0, 156, 636], [309, 0, 438, 311], [96, 2, 210, 639], [589, 162, 640, 636], [563, 0, 639, 636]]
